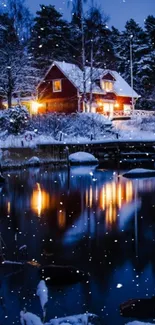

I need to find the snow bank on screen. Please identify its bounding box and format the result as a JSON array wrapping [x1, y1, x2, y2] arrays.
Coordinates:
[[46, 313, 99, 325], [69, 152, 98, 165], [20, 311, 43, 325], [126, 320, 153, 325], [36, 280, 48, 310], [123, 168, 155, 178]]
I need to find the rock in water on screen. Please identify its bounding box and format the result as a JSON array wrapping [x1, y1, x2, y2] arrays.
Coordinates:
[[120, 297, 155, 319], [40, 264, 88, 285]]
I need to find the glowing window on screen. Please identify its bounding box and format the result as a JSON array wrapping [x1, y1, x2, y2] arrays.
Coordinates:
[[53, 79, 62, 92], [102, 81, 113, 92]]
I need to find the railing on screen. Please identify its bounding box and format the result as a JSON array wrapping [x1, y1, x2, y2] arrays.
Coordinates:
[[131, 110, 155, 117], [110, 110, 155, 118]]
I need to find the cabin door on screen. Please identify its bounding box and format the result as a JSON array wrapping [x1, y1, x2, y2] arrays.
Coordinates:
[[104, 103, 114, 118]]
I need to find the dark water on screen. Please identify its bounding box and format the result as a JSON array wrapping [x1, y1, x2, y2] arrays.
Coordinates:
[[1, 165, 155, 324]]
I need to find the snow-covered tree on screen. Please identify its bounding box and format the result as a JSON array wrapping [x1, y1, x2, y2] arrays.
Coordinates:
[[69, 0, 87, 109], [5, 106, 30, 134], [0, 13, 39, 107], [0, 0, 33, 43], [85, 7, 115, 69], [30, 5, 71, 72], [111, 19, 153, 108]]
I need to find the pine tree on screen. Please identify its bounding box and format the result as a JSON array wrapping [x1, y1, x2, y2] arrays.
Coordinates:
[[111, 19, 149, 96], [0, 13, 39, 107], [30, 5, 71, 73], [145, 15, 155, 50], [0, 0, 33, 43], [84, 7, 116, 69], [69, 0, 87, 109]]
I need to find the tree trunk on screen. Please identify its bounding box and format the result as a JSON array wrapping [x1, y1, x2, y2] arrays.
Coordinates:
[[90, 40, 94, 112], [7, 67, 12, 108], [8, 90, 12, 108], [81, 0, 87, 112]]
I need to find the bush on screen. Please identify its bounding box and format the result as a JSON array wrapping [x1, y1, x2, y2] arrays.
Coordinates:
[[30, 112, 112, 140], [5, 106, 30, 134]]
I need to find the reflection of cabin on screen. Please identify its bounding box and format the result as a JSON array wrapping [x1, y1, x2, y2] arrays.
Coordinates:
[[37, 61, 139, 117]]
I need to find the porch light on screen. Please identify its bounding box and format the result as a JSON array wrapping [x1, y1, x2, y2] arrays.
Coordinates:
[[115, 102, 119, 108], [31, 101, 40, 114], [97, 101, 103, 107]]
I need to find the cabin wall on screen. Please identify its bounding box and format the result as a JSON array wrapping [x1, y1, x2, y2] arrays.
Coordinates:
[[38, 65, 78, 114]]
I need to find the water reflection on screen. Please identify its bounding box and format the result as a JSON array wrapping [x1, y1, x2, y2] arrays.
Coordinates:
[[99, 179, 134, 229], [1, 167, 155, 325], [31, 182, 50, 217]]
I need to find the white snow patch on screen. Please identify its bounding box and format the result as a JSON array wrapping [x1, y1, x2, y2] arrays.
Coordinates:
[[126, 320, 153, 325], [19, 245, 27, 251], [36, 280, 48, 310], [20, 311, 43, 325], [2, 260, 23, 265], [116, 283, 123, 288], [69, 152, 98, 164], [47, 314, 97, 325], [123, 168, 155, 178], [28, 157, 40, 165]]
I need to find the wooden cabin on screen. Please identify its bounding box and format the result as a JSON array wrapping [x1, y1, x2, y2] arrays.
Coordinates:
[[37, 61, 139, 117]]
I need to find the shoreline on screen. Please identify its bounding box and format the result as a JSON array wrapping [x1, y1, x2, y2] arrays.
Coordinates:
[[1, 139, 155, 171]]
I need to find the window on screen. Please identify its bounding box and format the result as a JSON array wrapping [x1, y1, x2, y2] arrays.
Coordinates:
[[53, 79, 62, 92], [102, 81, 113, 92], [124, 104, 131, 114]]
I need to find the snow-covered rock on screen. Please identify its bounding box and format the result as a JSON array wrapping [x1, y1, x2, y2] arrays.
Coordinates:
[[27, 156, 40, 165], [20, 311, 43, 325], [46, 314, 99, 325], [123, 168, 155, 178], [36, 280, 48, 310], [126, 320, 153, 325], [2, 260, 23, 265], [69, 152, 98, 165]]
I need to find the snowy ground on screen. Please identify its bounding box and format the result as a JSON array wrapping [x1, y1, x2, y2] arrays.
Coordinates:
[[1, 116, 155, 169], [114, 116, 155, 141], [1, 116, 155, 149]]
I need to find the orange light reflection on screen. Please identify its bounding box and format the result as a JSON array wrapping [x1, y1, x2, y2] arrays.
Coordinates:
[[31, 183, 50, 217], [100, 180, 133, 229]]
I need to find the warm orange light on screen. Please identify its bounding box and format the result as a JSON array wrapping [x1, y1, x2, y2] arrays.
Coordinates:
[[97, 101, 104, 107], [57, 209, 66, 228], [99, 180, 134, 229], [117, 183, 122, 208], [126, 181, 133, 203], [31, 183, 50, 217], [7, 202, 11, 214], [89, 186, 93, 208], [31, 101, 41, 114], [115, 102, 119, 108]]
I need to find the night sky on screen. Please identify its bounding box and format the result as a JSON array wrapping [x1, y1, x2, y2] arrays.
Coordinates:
[[26, 0, 155, 30]]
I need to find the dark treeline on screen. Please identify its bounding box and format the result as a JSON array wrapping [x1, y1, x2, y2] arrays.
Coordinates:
[[0, 0, 155, 109]]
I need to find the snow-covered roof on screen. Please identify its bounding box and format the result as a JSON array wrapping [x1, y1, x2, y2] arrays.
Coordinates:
[[41, 60, 139, 98], [53, 61, 105, 94], [85, 66, 139, 98]]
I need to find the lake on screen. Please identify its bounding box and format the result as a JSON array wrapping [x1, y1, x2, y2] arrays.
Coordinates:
[[1, 165, 155, 325]]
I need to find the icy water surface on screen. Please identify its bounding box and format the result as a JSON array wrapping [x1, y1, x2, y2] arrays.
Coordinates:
[[1, 165, 155, 324]]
